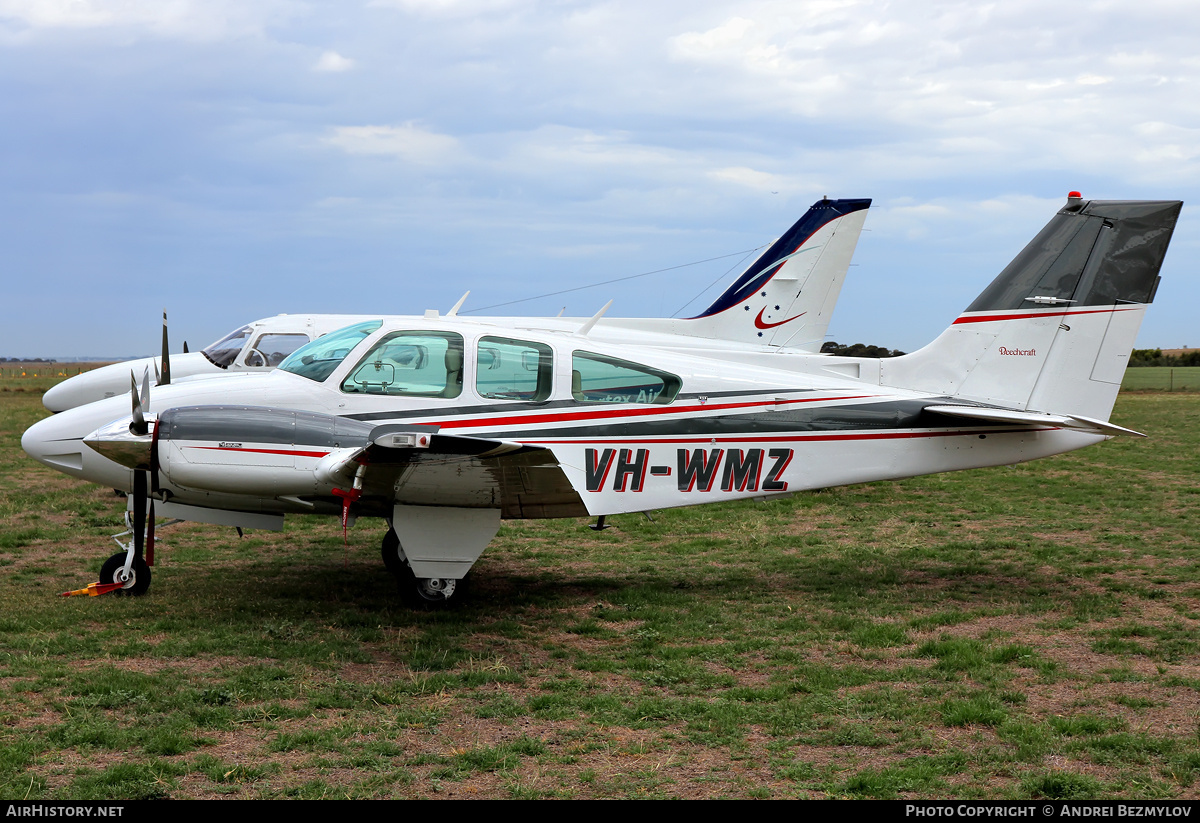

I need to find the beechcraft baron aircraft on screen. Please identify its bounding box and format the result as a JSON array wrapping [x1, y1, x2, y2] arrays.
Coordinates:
[[41, 197, 871, 413], [41, 313, 380, 412], [22, 195, 1180, 606]]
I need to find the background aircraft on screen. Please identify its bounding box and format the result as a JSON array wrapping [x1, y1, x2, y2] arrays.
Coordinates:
[[23, 195, 1178, 608], [42, 197, 870, 412]]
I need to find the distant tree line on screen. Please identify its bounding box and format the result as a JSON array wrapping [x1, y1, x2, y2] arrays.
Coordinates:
[[1129, 349, 1200, 367], [820, 342, 907, 358], [0, 357, 55, 363]]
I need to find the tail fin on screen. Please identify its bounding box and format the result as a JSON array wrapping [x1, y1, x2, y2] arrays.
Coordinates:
[[881, 197, 1182, 422], [681, 197, 870, 349]]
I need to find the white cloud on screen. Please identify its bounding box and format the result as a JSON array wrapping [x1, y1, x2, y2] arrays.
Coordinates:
[[325, 124, 462, 166], [708, 166, 782, 190], [0, 0, 291, 38], [670, 16, 754, 59], [314, 51, 355, 72], [507, 127, 678, 170], [367, 0, 522, 16]]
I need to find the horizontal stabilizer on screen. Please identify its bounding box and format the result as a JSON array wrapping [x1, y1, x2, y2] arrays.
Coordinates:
[[924, 405, 1146, 437]]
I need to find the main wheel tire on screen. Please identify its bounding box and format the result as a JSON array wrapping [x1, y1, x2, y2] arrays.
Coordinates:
[[411, 574, 461, 604], [400, 572, 466, 608], [99, 552, 151, 597], [381, 528, 465, 607], [381, 528, 404, 575]]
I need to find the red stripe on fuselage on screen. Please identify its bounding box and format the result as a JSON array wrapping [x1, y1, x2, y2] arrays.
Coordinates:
[[952, 306, 1140, 325], [192, 446, 331, 458]]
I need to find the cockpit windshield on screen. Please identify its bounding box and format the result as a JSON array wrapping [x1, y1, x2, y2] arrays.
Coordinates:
[[201, 326, 252, 369], [277, 321, 383, 383]]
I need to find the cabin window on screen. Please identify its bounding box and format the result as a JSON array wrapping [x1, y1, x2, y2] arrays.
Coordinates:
[[243, 334, 311, 368], [341, 331, 465, 398], [476, 337, 553, 401], [570, 352, 681, 404], [278, 321, 383, 383], [201, 325, 253, 369]]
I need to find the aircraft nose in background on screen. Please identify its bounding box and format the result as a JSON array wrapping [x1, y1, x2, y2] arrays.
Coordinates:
[[41, 368, 123, 413]]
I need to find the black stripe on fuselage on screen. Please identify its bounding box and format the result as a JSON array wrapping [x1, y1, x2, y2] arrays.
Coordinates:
[[457, 399, 994, 441], [162, 397, 996, 450]]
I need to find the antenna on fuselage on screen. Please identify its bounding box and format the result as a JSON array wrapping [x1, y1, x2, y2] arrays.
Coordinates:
[[576, 300, 613, 337], [446, 291, 470, 317]]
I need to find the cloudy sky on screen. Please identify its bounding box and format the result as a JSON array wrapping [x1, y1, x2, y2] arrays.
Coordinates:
[[2, 0, 1197, 358]]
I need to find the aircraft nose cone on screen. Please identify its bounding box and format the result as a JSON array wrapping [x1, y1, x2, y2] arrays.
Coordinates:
[[41, 369, 121, 413], [41, 380, 82, 413], [21, 414, 86, 474]]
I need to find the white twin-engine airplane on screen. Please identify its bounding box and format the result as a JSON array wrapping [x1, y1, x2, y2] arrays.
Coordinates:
[[41, 197, 870, 413], [41, 312, 378, 413], [23, 195, 1180, 606]]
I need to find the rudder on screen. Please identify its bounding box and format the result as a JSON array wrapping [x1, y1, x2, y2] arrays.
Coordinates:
[[682, 197, 871, 349], [880, 196, 1181, 421]]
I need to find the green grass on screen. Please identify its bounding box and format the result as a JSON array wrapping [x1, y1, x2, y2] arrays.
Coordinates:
[[1121, 366, 1200, 391], [2, 380, 1200, 798]]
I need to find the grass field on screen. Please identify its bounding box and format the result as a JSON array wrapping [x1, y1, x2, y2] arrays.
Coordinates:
[[2, 378, 1199, 799], [1122, 367, 1200, 392]]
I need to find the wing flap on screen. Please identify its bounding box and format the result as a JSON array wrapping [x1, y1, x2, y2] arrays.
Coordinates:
[[339, 428, 587, 517]]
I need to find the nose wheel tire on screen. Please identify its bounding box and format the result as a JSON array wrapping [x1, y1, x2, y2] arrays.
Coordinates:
[[99, 552, 151, 597]]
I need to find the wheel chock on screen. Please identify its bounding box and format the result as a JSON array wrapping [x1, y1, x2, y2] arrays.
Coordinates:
[[60, 581, 129, 597]]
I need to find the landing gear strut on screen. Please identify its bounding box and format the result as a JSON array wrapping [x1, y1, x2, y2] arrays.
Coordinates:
[[381, 527, 463, 606]]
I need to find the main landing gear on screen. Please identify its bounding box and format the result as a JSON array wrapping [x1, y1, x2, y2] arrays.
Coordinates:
[[381, 527, 463, 606]]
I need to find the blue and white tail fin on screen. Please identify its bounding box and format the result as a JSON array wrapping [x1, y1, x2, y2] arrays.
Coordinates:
[[680, 198, 871, 349], [882, 196, 1182, 423]]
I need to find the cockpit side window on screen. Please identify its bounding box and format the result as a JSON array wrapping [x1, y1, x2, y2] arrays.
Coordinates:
[[476, 336, 552, 401], [201, 326, 252, 369], [570, 352, 681, 404], [244, 334, 310, 368], [278, 321, 383, 383], [341, 331, 465, 398]]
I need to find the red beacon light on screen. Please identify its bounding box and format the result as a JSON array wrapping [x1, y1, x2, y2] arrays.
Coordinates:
[[1068, 191, 1083, 200]]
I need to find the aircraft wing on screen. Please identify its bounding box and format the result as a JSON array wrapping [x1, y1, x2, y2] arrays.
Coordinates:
[[923, 405, 1145, 437], [324, 428, 589, 518]]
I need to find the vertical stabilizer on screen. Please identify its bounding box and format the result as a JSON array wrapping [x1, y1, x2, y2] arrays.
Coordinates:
[[681, 198, 871, 348], [880, 197, 1181, 421]]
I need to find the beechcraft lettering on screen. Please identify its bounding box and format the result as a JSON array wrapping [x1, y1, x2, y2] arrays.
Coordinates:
[[22, 194, 1180, 609]]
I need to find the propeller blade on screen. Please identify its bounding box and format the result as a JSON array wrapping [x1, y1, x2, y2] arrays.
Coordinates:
[[140, 367, 151, 413], [129, 373, 147, 436], [146, 497, 156, 566], [160, 310, 171, 386], [183, 341, 189, 354], [149, 412, 161, 493], [132, 470, 147, 561]]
